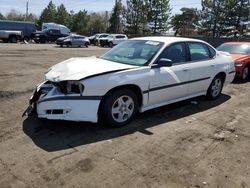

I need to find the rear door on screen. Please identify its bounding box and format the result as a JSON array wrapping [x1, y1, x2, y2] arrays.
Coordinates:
[[186, 42, 216, 95]]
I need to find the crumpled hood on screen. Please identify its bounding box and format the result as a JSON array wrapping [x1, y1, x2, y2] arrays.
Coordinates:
[[46, 57, 137, 82]]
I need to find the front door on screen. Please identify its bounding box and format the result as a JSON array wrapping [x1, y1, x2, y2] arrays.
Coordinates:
[[148, 42, 190, 106]]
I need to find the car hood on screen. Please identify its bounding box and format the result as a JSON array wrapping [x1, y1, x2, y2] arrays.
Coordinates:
[[230, 54, 250, 62], [46, 57, 138, 81]]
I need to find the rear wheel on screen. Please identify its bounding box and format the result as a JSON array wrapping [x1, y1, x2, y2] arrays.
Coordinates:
[[206, 75, 224, 100], [85, 42, 89, 48], [9, 35, 17, 43], [40, 37, 46, 44], [100, 89, 138, 127], [109, 42, 113, 48], [66, 42, 72, 47], [242, 66, 249, 82]]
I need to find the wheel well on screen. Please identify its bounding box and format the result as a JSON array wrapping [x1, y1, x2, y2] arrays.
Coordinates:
[[8, 35, 17, 39], [98, 84, 143, 114], [215, 72, 226, 82]]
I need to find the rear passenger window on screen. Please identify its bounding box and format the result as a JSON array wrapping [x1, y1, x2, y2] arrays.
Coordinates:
[[188, 43, 210, 61], [116, 35, 125, 39], [159, 43, 187, 64]]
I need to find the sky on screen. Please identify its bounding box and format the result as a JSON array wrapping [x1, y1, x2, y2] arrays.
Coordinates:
[[0, 0, 201, 16]]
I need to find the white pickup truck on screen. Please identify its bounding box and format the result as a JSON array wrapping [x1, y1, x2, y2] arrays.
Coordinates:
[[0, 30, 23, 43]]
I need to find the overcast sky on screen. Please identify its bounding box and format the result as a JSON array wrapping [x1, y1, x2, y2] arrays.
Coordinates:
[[0, 0, 201, 15]]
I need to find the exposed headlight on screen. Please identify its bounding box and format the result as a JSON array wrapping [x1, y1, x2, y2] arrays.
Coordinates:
[[59, 81, 84, 95], [235, 61, 245, 67]]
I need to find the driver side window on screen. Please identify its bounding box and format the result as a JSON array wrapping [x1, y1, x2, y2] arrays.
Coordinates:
[[159, 43, 187, 64]]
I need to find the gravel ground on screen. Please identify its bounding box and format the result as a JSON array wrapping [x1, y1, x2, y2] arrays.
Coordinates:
[[0, 43, 250, 188]]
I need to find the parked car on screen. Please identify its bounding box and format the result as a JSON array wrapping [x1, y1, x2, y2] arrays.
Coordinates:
[[0, 30, 23, 43], [32, 29, 69, 43], [94, 33, 109, 46], [56, 35, 90, 47], [42, 23, 70, 35], [23, 37, 235, 127], [217, 42, 250, 81], [0, 20, 36, 41], [100, 34, 128, 47]]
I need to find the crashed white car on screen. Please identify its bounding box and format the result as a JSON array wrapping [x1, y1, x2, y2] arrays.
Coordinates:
[[24, 37, 235, 126]]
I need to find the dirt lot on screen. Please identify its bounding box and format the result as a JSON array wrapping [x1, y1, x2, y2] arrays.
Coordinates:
[[0, 43, 250, 188]]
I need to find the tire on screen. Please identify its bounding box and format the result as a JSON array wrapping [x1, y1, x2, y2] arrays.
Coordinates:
[[206, 75, 224, 100], [9, 35, 17, 43], [109, 42, 113, 48], [100, 89, 138, 127], [85, 42, 89, 48], [60, 44, 63, 47], [66, 42, 72, 47], [241, 66, 249, 82], [40, 37, 46, 44]]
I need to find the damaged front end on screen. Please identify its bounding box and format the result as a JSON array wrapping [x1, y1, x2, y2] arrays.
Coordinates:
[[22, 80, 84, 117]]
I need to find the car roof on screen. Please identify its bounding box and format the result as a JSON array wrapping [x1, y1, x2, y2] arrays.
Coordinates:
[[223, 42, 250, 45], [131, 36, 208, 45]]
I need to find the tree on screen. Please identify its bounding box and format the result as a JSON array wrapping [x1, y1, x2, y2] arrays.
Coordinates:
[[38, 1, 57, 27], [88, 12, 109, 34], [109, 0, 124, 33], [0, 12, 5, 20], [124, 0, 148, 35], [200, 0, 226, 38], [6, 9, 24, 21], [71, 10, 90, 34], [224, 0, 250, 36], [55, 4, 70, 26], [171, 8, 199, 36], [146, 0, 171, 34]]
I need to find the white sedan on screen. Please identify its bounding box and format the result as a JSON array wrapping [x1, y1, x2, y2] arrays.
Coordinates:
[[23, 37, 235, 126]]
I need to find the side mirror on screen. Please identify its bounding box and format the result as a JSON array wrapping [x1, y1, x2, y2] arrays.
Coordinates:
[[152, 58, 173, 68]]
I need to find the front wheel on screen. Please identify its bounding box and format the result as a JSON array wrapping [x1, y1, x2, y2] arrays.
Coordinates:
[[206, 75, 224, 100], [100, 89, 138, 127]]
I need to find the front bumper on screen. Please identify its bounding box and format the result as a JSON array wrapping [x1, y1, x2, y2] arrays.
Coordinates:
[[24, 82, 101, 123]]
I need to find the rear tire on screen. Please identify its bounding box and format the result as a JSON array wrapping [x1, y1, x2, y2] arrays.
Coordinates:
[[66, 42, 72, 47], [100, 89, 138, 127], [40, 37, 46, 44], [85, 42, 89, 48], [206, 75, 224, 100], [109, 42, 113, 48], [9, 35, 17, 43]]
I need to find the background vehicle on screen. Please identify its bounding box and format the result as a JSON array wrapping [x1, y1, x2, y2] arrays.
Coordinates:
[[0, 20, 36, 41], [25, 37, 235, 127], [42, 23, 70, 35], [56, 35, 90, 47], [92, 33, 109, 46], [100, 34, 128, 47], [217, 42, 250, 81], [0, 30, 22, 43], [32, 29, 69, 43]]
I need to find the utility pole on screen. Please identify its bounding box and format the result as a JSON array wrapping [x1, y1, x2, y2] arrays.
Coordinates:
[[25, 1, 29, 21]]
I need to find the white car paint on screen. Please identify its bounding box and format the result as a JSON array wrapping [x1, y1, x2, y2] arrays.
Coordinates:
[[28, 37, 235, 123]]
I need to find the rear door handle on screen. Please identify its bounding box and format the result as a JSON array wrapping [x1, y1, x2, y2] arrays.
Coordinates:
[[211, 64, 216, 67], [183, 68, 189, 71]]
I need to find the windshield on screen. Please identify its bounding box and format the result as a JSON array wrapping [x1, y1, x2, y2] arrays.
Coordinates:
[[217, 44, 250, 55], [100, 40, 163, 66]]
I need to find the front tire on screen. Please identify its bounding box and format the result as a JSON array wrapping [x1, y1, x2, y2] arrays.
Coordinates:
[[100, 89, 138, 127], [206, 75, 224, 100]]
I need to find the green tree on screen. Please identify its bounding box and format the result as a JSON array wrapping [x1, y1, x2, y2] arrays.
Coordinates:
[[124, 0, 148, 35], [109, 0, 124, 33], [200, 0, 226, 38], [146, 0, 171, 34], [38, 1, 57, 27], [55, 4, 70, 26], [71, 10, 90, 34], [0, 12, 5, 20], [171, 8, 199, 36], [88, 12, 109, 34], [224, 0, 250, 36]]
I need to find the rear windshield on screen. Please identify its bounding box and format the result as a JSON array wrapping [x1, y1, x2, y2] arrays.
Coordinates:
[[217, 44, 250, 55]]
